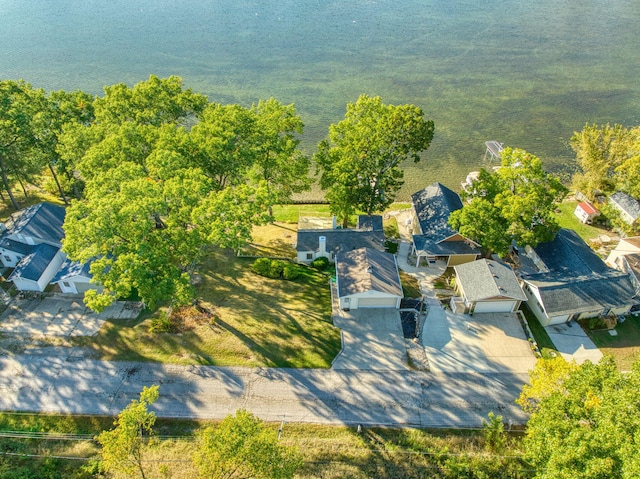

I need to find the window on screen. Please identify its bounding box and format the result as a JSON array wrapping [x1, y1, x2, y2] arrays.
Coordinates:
[[4, 255, 11, 263], [62, 282, 71, 289], [306, 253, 313, 260]]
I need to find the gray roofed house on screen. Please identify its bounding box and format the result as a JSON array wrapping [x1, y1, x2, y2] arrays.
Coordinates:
[[609, 192, 640, 225], [453, 259, 526, 314], [410, 182, 480, 267], [296, 229, 385, 263], [520, 228, 638, 326], [335, 247, 403, 309], [411, 182, 463, 241]]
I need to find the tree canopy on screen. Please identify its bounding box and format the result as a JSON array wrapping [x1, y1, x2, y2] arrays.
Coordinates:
[[96, 385, 160, 479], [193, 409, 302, 479], [449, 147, 567, 256], [519, 356, 640, 479], [315, 94, 434, 226], [58, 76, 307, 311], [570, 123, 640, 199]]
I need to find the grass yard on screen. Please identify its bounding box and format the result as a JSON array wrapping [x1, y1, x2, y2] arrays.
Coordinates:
[[238, 221, 297, 258], [520, 304, 557, 359], [78, 248, 340, 368], [586, 315, 640, 371], [553, 200, 609, 243], [400, 271, 421, 298]]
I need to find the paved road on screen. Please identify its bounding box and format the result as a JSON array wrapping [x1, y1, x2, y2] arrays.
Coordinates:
[[0, 352, 529, 428]]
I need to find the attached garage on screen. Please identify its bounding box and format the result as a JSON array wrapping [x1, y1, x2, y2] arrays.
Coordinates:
[[472, 300, 519, 314], [336, 248, 403, 310], [454, 259, 527, 314]]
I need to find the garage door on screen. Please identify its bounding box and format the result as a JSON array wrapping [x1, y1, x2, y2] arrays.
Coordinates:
[[357, 297, 398, 308], [547, 314, 570, 326], [473, 301, 516, 313]]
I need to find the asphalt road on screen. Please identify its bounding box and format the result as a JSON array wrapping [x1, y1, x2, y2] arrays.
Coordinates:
[[0, 353, 529, 428]]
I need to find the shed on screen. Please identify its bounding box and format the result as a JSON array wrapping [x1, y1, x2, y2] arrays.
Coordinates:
[[52, 259, 102, 294], [574, 201, 600, 224], [8, 243, 65, 292], [335, 248, 402, 310]]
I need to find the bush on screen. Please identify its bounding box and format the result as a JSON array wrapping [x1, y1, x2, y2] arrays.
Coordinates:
[[252, 257, 272, 276], [149, 314, 177, 333], [253, 258, 300, 280], [311, 256, 330, 270], [268, 260, 286, 279], [282, 263, 301, 280]]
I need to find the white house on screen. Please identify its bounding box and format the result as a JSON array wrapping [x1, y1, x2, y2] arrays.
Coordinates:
[[52, 259, 102, 294], [335, 248, 403, 310], [8, 243, 66, 292]]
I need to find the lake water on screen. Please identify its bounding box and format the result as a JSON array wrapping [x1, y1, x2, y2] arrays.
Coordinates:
[[1, 0, 638, 199]]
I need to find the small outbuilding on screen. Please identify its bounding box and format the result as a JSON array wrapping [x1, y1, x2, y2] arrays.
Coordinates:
[[453, 259, 527, 314], [52, 259, 102, 294], [335, 247, 403, 310], [574, 201, 600, 224]]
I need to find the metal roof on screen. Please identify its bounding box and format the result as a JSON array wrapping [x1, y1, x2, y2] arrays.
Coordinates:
[[609, 192, 640, 223], [8, 243, 60, 282]]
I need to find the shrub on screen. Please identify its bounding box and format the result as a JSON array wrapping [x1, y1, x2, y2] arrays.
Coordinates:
[[311, 256, 330, 270], [149, 314, 177, 333], [252, 258, 272, 276], [385, 240, 398, 254], [282, 263, 301, 280], [268, 260, 286, 279]]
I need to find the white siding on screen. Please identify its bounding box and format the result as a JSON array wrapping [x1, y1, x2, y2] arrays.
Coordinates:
[[473, 300, 517, 313]]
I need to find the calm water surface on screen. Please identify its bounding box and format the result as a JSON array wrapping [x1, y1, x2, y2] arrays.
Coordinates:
[[1, 0, 638, 198]]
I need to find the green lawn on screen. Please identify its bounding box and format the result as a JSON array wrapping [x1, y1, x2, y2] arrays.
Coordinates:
[[520, 304, 557, 359], [586, 315, 640, 371], [399, 271, 421, 298], [553, 200, 609, 243], [77, 248, 341, 368]]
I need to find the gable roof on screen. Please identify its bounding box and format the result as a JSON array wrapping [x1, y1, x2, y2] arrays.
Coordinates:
[[528, 228, 611, 278], [524, 272, 637, 316], [619, 236, 640, 252], [455, 259, 526, 302], [336, 248, 402, 297], [411, 182, 463, 242], [357, 215, 383, 231], [0, 238, 36, 256], [8, 243, 60, 282], [296, 229, 385, 254], [413, 235, 479, 257], [609, 192, 640, 223], [52, 259, 93, 283], [4, 203, 66, 244], [577, 201, 599, 215]]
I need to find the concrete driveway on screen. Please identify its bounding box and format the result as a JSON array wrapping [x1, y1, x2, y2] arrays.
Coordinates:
[[421, 293, 536, 374], [545, 322, 603, 364], [0, 295, 142, 337], [332, 308, 409, 370]]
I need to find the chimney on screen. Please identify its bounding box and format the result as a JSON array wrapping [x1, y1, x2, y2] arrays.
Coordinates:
[[319, 236, 327, 254]]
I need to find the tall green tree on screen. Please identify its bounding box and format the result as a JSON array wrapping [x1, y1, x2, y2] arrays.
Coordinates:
[[193, 409, 302, 479], [570, 123, 635, 199], [96, 385, 159, 479], [315, 94, 434, 226], [520, 356, 640, 479], [250, 98, 310, 217], [0, 80, 47, 209], [449, 147, 567, 256]]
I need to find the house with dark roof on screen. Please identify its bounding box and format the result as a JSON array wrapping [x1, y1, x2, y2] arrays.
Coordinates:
[[52, 258, 102, 294], [410, 182, 480, 267], [609, 192, 640, 226], [453, 259, 526, 314], [335, 247, 403, 309], [520, 229, 637, 326], [0, 203, 68, 292], [296, 215, 385, 263]]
